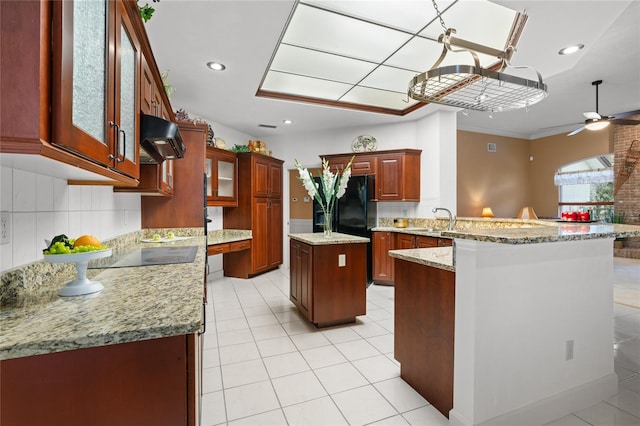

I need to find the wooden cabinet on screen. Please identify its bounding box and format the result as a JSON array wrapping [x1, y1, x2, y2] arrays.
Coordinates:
[[394, 259, 455, 418], [141, 122, 206, 228], [372, 232, 395, 284], [0, 0, 172, 186], [205, 146, 237, 206], [322, 149, 421, 201], [52, 0, 141, 179], [289, 239, 367, 327], [290, 240, 313, 320], [0, 335, 201, 426], [223, 152, 284, 278], [373, 231, 452, 284]]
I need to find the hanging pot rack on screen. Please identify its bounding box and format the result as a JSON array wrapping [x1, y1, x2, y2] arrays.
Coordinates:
[[408, 1, 548, 112]]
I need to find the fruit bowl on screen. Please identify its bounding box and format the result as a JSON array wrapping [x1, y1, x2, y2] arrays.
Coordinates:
[[44, 249, 112, 297]]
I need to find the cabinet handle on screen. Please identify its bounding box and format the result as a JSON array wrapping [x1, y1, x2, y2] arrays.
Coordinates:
[[198, 302, 206, 335], [108, 121, 119, 161], [118, 128, 126, 163]]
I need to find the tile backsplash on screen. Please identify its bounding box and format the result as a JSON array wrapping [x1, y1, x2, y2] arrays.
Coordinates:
[[0, 165, 141, 272]]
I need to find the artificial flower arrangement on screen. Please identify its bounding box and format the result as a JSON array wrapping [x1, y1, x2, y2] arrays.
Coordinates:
[[294, 156, 354, 236]]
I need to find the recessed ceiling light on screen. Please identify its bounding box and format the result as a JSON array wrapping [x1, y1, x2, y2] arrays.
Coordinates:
[[558, 44, 584, 55], [206, 62, 226, 71], [282, 119, 293, 125]]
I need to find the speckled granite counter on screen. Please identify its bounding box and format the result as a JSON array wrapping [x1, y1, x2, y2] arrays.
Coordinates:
[[289, 232, 370, 245], [441, 223, 640, 244], [0, 232, 206, 361], [375, 218, 640, 244], [389, 247, 454, 272], [207, 229, 251, 245]]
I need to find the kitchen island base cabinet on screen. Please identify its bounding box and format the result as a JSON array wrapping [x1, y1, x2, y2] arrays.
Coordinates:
[[0, 335, 200, 426], [394, 258, 455, 418], [290, 239, 367, 327]]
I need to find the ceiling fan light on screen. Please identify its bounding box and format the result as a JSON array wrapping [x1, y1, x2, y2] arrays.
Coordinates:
[[584, 118, 610, 131]]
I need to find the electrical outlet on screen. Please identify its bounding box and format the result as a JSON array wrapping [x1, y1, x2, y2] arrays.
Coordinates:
[[338, 254, 346, 267], [1, 212, 10, 245], [565, 340, 574, 360]]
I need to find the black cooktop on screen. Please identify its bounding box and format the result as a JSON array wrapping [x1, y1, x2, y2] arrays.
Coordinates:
[[88, 246, 198, 269]]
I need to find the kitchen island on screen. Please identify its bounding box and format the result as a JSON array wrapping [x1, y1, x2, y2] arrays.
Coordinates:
[[390, 222, 640, 426], [289, 232, 369, 327], [0, 230, 206, 426]]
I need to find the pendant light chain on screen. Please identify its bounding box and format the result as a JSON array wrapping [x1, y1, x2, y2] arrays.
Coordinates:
[[431, 0, 448, 32]]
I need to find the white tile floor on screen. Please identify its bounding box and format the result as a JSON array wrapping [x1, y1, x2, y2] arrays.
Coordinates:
[[202, 260, 640, 426]]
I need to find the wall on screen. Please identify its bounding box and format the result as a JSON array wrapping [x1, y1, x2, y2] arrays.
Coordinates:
[[530, 130, 610, 218], [0, 165, 141, 272], [458, 129, 611, 219], [457, 131, 531, 218]]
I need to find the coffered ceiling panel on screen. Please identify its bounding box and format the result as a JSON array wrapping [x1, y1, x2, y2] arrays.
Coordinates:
[[262, 71, 352, 100], [359, 65, 423, 94], [282, 3, 413, 62], [270, 44, 377, 84], [341, 86, 421, 110]]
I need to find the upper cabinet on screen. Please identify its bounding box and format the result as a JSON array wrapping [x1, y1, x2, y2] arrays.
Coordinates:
[[206, 147, 237, 207], [0, 0, 173, 186], [323, 149, 421, 201], [52, 0, 141, 179]]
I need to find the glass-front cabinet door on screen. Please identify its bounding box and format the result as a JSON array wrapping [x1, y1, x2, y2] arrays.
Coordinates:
[[206, 147, 237, 206], [53, 0, 140, 179]]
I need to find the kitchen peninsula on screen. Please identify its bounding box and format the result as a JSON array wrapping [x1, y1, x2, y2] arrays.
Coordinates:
[[0, 229, 206, 426], [289, 232, 369, 327], [389, 222, 640, 426]]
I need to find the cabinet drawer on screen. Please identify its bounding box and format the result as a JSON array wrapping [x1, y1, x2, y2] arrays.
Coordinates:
[[416, 236, 438, 248], [230, 240, 251, 252], [350, 158, 376, 175], [437, 238, 453, 247], [207, 244, 230, 255]]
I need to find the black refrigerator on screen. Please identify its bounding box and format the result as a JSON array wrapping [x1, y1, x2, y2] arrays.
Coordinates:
[[313, 175, 377, 284]]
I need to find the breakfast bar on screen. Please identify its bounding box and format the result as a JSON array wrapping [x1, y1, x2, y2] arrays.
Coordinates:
[[390, 222, 640, 426]]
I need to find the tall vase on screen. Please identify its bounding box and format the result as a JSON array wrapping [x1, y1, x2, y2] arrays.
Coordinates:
[[323, 206, 333, 237]]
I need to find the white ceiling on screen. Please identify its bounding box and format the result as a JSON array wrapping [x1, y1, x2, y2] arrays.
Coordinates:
[[144, 0, 640, 140]]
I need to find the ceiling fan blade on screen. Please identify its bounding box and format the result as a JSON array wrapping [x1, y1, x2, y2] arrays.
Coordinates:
[[611, 118, 640, 126], [583, 111, 601, 119], [567, 126, 586, 136], [612, 109, 640, 119]]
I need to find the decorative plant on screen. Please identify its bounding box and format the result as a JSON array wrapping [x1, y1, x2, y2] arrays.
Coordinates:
[[161, 70, 175, 99], [294, 157, 354, 237], [137, 0, 160, 23]]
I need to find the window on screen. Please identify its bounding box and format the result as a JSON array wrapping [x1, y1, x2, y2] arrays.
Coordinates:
[[554, 154, 614, 221]]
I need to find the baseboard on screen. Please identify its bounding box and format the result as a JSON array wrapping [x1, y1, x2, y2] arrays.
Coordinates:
[[449, 373, 618, 426]]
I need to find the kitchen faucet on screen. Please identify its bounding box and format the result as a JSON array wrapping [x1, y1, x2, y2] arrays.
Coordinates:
[[432, 207, 455, 230]]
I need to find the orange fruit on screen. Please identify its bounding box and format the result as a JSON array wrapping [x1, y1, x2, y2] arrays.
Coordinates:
[[73, 235, 102, 248]]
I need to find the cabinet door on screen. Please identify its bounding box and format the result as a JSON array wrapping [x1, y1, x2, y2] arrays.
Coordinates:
[[299, 243, 313, 320], [268, 162, 282, 198], [253, 157, 270, 197], [396, 233, 415, 249], [53, 0, 140, 178], [113, 3, 140, 177], [377, 154, 403, 200], [290, 241, 301, 306], [161, 159, 174, 192], [268, 198, 283, 268], [252, 198, 269, 273], [206, 147, 237, 206], [437, 238, 453, 247], [372, 232, 394, 282]]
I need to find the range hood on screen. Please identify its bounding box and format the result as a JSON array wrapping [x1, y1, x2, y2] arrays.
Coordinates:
[[140, 113, 186, 163]]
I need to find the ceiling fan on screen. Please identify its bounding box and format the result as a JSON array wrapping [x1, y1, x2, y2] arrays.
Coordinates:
[[568, 80, 640, 136]]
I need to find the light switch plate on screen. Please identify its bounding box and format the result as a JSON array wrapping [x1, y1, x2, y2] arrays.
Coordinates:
[[338, 254, 346, 267]]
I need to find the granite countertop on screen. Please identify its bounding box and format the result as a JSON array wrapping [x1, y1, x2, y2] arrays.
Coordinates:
[[289, 232, 370, 245], [0, 235, 206, 361], [372, 226, 447, 238], [441, 223, 640, 244], [389, 246, 455, 272], [207, 229, 252, 245]]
